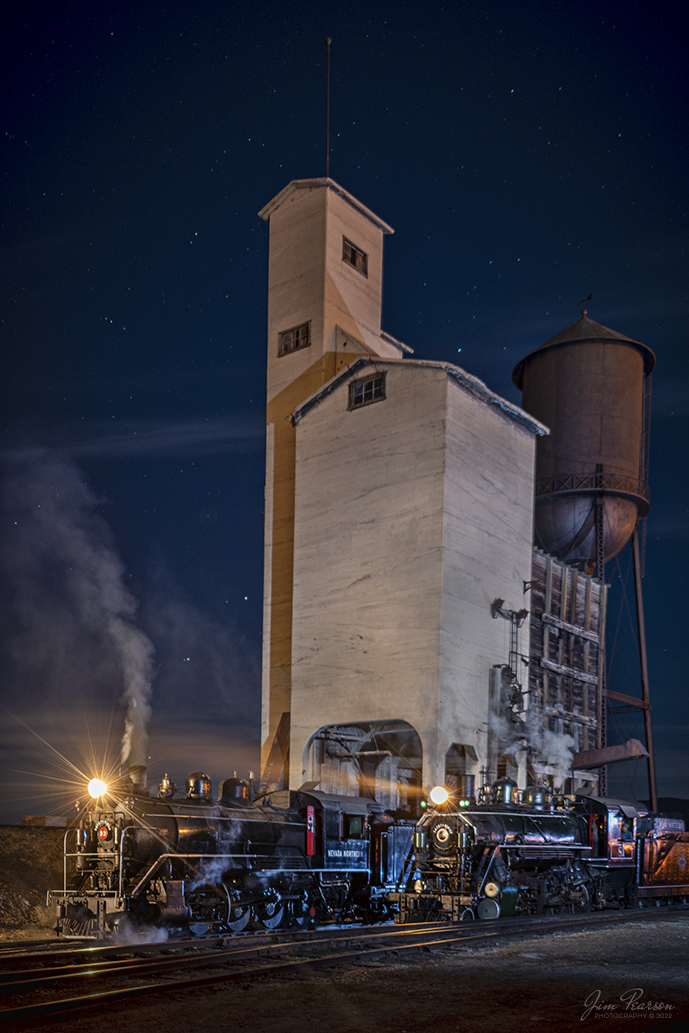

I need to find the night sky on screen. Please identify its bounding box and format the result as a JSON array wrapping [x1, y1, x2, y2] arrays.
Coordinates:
[[1, 0, 686, 823]]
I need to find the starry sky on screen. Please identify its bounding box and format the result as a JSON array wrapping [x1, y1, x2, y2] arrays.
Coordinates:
[[1, 0, 687, 822]]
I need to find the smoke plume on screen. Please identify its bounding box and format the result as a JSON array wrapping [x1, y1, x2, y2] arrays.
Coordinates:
[[143, 558, 260, 732], [0, 452, 155, 766]]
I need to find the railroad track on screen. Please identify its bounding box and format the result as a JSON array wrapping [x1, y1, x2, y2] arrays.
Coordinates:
[[2, 906, 687, 1024], [0, 933, 221, 968]]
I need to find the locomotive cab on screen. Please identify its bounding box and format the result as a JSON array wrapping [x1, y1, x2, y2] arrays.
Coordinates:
[[577, 796, 638, 866], [259, 789, 375, 871]]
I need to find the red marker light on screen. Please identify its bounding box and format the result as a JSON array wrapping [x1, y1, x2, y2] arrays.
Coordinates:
[[306, 805, 315, 857]]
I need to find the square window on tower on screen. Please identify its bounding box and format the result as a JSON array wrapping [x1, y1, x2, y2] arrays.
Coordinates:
[[348, 372, 386, 410], [342, 237, 368, 276], [278, 321, 311, 357]]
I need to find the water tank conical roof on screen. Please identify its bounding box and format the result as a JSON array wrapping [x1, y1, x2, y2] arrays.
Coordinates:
[[512, 313, 655, 569], [512, 313, 655, 390]]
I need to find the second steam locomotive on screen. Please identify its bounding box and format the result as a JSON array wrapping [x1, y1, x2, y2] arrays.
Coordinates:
[[391, 777, 689, 922]]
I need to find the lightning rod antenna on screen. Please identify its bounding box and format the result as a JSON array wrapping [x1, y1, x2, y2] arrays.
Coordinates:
[[326, 37, 331, 179]]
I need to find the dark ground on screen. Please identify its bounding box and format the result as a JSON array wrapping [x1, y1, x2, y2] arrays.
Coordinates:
[[1, 915, 688, 1033]]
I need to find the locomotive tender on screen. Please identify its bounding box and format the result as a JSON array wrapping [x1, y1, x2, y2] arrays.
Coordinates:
[[390, 777, 689, 923], [50, 768, 413, 938]]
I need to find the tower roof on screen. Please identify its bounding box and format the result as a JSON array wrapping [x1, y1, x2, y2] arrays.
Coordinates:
[[512, 312, 655, 389], [258, 178, 394, 235]]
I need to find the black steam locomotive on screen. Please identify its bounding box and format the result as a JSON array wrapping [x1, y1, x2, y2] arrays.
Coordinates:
[[389, 778, 689, 923], [50, 768, 413, 938]]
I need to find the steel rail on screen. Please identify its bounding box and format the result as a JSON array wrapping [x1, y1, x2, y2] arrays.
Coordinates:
[[3, 898, 686, 973], [0, 933, 222, 969], [3, 901, 687, 976], [0, 908, 599, 979], [0, 918, 453, 969], [1, 930, 503, 1022], [0, 921, 479, 989]]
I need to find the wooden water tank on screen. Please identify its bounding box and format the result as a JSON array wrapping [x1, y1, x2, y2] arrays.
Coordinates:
[[512, 313, 654, 569]]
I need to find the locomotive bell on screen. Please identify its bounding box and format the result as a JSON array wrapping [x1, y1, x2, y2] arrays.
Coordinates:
[[158, 773, 176, 799], [185, 771, 212, 800]]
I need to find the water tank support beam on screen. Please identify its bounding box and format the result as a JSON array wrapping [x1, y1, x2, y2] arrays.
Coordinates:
[[632, 524, 658, 811], [595, 479, 607, 795], [605, 688, 651, 710]]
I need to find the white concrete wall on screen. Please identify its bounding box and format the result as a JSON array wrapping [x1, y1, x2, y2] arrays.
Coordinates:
[[266, 185, 328, 403], [324, 191, 384, 346], [289, 361, 538, 790], [261, 422, 275, 747], [439, 377, 537, 782], [261, 181, 404, 777], [290, 363, 447, 788]]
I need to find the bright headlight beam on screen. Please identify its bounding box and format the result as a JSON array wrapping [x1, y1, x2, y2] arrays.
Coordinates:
[[429, 785, 449, 805], [88, 778, 108, 799]]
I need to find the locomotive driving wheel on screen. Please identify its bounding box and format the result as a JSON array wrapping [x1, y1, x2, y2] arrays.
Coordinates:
[[252, 887, 285, 930], [225, 887, 251, 933], [565, 880, 592, 913], [287, 891, 312, 929], [186, 883, 248, 935]]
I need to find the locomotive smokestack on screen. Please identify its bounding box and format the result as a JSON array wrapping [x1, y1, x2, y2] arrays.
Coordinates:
[[128, 764, 147, 794]]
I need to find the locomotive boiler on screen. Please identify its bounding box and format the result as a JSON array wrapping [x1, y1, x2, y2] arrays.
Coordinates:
[[49, 767, 413, 938]]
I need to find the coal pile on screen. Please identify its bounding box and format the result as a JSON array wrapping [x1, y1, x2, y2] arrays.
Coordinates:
[[0, 826, 65, 936]]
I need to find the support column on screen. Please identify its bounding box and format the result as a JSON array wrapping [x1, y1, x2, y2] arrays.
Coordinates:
[[595, 472, 607, 797], [632, 523, 658, 812]]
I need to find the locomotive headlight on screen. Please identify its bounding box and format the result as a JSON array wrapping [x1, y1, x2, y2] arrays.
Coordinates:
[[88, 778, 108, 799], [429, 785, 449, 805]]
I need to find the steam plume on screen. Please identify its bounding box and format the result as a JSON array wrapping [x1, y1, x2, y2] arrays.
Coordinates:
[[0, 452, 155, 766], [498, 708, 575, 790]]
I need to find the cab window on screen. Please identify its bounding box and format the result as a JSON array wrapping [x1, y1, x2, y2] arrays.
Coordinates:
[[324, 809, 341, 839], [345, 815, 364, 839]]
